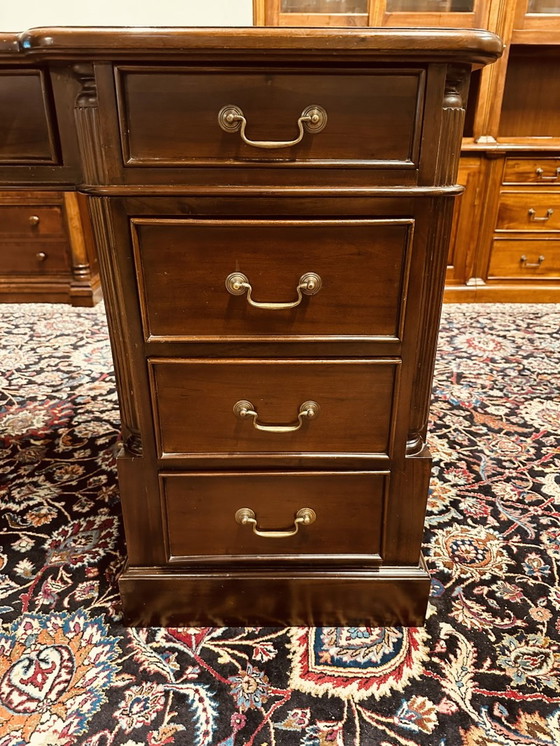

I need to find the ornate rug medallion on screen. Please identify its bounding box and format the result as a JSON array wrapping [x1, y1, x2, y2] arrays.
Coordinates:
[[288, 625, 429, 700], [0, 302, 559, 745]]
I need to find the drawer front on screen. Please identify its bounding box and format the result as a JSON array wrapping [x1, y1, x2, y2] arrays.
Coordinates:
[[161, 471, 385, 562], [0, 241, 69, 275], [150, 359, 398, 458], [488, 238, 560, 279], [496, 192, 560, 231], [503, 158, 560, 185], [116, 67, 424, 168], [0, 71, 58, 164], [133, 218, 413, 342], [0, 206, 65, 237]]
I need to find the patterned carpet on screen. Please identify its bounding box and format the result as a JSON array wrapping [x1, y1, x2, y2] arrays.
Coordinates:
[[0, 302, 559, 746]]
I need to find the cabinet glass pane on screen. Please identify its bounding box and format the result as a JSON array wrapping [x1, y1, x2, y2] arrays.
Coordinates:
[[386, 0, 473, 10], [527, 0, 560, 12], [281, 0, 367, 12]]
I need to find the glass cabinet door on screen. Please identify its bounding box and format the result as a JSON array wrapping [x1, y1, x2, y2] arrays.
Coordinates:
[[272, 0, 370, 25], [380, 0, 485, 27], [263, 0, 489, 28], [514, 0, 560, 33]]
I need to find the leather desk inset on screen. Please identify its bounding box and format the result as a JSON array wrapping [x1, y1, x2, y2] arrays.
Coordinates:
[[0, 27, 502, 626]]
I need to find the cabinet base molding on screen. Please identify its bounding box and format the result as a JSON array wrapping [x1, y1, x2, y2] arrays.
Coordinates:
[[445, 283, 560, 303], [118, 561, 431, 627], [0, 275, 102, 306]]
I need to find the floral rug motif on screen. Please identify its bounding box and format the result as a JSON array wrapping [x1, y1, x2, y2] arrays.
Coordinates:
[[0, 302, 559, 746]]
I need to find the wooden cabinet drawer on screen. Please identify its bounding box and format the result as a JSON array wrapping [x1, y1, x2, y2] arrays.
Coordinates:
[[0, 205, 65, 236], [116, 67, 424, 169], [496, 192, 560, 231], [488, 238, 560, 279], [0, 240, 69, 274], [161, 471, 385, 563], [150, 358, 398, 459], [133, 218, 413, 342], [0, 70, 58, 165], [503, 158, 560, 185]]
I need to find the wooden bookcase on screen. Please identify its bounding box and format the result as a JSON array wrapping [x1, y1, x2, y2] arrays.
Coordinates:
[[255, 0, 560, 302]]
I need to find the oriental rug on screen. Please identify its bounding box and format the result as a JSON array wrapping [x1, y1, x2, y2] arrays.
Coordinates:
[[0, 302, 559, 746]]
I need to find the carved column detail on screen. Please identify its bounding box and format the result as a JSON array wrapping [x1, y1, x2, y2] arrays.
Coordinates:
[[74, 63, 106, 185], [407, 197, 455, 455], [434, 66, 469, 187], [88, 198, 142, 456]]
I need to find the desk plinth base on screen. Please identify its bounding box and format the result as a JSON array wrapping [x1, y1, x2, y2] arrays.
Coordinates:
[[118, 560, 431, 627]]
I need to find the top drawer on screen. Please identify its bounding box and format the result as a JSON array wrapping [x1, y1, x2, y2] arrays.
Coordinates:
[[0, 70, 58, 165], [0, 205, 65, 237], [503, 158, 560, 185], [115, 67, 425, 171]]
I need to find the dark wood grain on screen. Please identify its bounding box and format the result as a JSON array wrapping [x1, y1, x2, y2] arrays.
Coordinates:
[[0, 33, 19, 57], [132, 217, 413, 342], [161, 471, 386, 562], [0, 27, 501, 626], [119, 563, 431, 627], [0, 70, 58, 164], [15, 27, 503, 65], [150, 358, 399, 458], [118, 67, 423, 167]]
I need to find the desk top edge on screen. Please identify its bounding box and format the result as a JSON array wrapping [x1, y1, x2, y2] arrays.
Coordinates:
[[0, 27, 502, 63]]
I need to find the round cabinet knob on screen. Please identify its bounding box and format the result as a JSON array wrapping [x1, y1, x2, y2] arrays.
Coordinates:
[[36, 252, 47, 262], [29, 215, 40, 227]]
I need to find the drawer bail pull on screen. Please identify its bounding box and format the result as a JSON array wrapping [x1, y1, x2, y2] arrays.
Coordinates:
[[536, 167, 560, 182], [218, 104, 327, 149], [520, 254, 545, 268], [226, 271, 321, 310], [233, 399, 319, 433], [528, 208, 554, 222], [235, 507, 316, 538]]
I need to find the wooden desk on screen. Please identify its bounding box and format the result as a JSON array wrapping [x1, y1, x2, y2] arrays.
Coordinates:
[[0, 27, 501, 625]]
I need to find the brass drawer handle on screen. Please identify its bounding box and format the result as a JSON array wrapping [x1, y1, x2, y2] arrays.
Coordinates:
[[218, 104, 327, 149], [29, 215, 40, 226], [36, 252, 47, 262], [226, 271, 321, 310], [235, 507, 316, 538], [536, 167, 560, 182], [233, 399, 319, 433], [520, 254, 545, 268], [528, 208, 554, 222]]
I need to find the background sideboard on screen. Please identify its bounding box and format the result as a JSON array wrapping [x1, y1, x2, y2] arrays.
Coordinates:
[[0, 189, 100, 305], [256, 0, 560, 302]]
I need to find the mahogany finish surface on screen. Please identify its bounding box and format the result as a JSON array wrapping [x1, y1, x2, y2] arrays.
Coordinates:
[[0, 71, 57, 164], [118, 68, 424, 167], [0, 27, 501, 626], [150, 358, 398, 458], [133, 218, 413, 342], [161, 471, 386, 562]]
